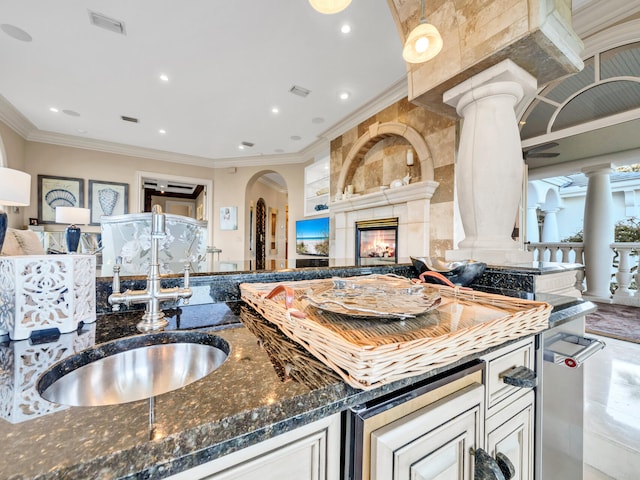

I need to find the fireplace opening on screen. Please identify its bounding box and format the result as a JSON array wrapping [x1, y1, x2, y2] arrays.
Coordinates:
[[355, 218, 398, 266]]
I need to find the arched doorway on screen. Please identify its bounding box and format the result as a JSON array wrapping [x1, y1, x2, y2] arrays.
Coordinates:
[[245, 170, 288, 270]]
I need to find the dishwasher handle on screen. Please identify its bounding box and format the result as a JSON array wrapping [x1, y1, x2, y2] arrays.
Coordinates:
[[543, 333, 605, 368]]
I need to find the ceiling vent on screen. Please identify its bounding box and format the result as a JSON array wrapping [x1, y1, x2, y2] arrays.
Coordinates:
[[121, 115, 139, 123], [289, 85, 311, 98], [88, 11, 126, 35]]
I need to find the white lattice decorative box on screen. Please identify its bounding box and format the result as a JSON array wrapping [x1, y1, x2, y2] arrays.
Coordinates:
[[0, 323, 96, 423], [0, 255, 96, 340]]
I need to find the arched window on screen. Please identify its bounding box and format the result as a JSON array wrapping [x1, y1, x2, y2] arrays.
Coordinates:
[[520, 41, 640, 139]]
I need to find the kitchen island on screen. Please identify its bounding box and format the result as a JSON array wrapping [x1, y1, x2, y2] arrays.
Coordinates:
[[0, 265, 594, 479]]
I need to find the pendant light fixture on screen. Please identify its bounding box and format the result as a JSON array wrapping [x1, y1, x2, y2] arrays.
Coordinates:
[[309, 0, 352, 15], [402, 0, 443, 64]]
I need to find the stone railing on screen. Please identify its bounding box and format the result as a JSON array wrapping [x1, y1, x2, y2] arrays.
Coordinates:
[[610, 242, 640, 306], [527, 241, 640, 305], [527, 242, 584, 264]]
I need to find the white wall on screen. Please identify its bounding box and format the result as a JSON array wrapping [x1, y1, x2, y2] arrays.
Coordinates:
[[0, 121, 308, 269], [549, 188, 640, 240], [212, 164, 305, 267]]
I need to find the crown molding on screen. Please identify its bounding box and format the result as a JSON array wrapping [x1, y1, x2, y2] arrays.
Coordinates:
[[0, 95, 37, 138], [1, 77, 408, 168], [572, 0, 640, 40], [316, 76, 409, 142], [580, 16, 640, 57]]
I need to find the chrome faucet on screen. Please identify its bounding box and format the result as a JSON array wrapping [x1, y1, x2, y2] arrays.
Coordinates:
[[108, 205, 193, 332]]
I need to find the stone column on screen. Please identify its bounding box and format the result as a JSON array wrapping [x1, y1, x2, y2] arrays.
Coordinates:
[[526, 204, 540, 243], [582, 164, 614, 302], [541, 208, 560, 243], [443, 59, 536, 264]]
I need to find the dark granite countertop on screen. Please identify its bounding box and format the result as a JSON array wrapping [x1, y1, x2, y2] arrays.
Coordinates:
[[0, 285, 594, 479]]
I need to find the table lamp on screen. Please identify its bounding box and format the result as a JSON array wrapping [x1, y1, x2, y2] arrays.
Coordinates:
[[55, 206, 90, 253], [0, 167, 31, 253]]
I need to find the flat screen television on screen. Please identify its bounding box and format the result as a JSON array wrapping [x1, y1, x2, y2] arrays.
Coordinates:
[[296, 217, 329, 257]]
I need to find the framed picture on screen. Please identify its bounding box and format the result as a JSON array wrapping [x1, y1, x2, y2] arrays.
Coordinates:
[[37, 175, 84, 224], [220, 206, 238, 230], [295, 217, 329, 256], [88, 180, 129, 225]]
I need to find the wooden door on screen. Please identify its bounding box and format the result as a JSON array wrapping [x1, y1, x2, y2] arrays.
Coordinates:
[[256, 198, 266, 270]]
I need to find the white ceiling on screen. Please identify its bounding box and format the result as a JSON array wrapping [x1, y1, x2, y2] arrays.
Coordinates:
[[0, 0, 406, 166], [1, 0, 635, 174]]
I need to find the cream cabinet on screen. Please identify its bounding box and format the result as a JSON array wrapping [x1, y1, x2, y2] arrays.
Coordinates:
[[481, 337, 537, 480], [168, 413, 341, 480], [371, 383, 484, 480], [304, 157, 330, 216], [357, 337, 537, 480], [485, 391, 535, 480]]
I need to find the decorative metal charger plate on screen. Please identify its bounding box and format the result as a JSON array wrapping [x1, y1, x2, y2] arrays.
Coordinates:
[[302, 274, 441, 319]]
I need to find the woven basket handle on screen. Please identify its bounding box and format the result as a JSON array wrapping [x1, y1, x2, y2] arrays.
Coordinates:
[[418, 271, 472, 290], [264, 285, 306, 318]]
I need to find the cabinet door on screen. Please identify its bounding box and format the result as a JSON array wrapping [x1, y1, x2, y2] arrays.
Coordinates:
[[485, 391, 535, 480], [371, 383, 484, 480], [167, 414, 341, 480]]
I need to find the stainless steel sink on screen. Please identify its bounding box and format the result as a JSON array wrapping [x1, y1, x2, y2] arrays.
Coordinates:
[[37, 331, 229, 407]]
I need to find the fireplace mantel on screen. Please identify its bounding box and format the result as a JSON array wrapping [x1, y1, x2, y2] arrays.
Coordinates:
[[331, 180, 440, 265], [331, 181, 439, 214]]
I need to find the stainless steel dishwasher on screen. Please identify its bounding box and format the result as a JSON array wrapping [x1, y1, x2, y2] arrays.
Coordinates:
[[536, 314, 605, 480]]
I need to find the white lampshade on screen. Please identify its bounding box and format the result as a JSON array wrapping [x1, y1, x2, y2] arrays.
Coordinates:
[[0, 167, 31, 206], [403, 21, 443, 64], [309, 0, 351, 14], [56, 207, 90, 225]]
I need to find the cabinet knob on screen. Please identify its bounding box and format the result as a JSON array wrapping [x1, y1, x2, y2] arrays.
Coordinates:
[[496, 452, 516, 480], [474, 448, 506, 480], [500, 365, 537, 388]]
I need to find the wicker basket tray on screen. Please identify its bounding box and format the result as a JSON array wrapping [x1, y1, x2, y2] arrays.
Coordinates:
[[240, 274, 552, 390]]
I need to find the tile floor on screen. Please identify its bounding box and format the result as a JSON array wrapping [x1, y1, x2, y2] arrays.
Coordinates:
[[583, 335, 640, 479]]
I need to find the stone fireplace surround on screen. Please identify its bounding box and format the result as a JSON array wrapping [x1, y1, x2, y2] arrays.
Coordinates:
[[331, 180, 439, 266]]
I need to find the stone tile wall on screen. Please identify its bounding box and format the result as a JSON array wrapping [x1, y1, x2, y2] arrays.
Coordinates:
[[387, 0, 581, 116], [330, 98, 456, 257]]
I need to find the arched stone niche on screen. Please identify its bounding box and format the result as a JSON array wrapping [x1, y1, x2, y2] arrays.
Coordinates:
[[335, 121, 434, 195]]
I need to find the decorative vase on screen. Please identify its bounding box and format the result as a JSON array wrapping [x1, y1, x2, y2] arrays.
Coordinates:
[[98, 188, 119, 216]]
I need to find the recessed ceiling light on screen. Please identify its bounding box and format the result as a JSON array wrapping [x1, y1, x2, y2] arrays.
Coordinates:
[[238, 144, 246, 150], [77, 129, 87, 134], [159, 129, 167, 134], [341, 24, 351, 34], [63, 109, 80, 117], [291, 135, 301, 141], [0, 24, 32, 42], [271, 107, 279, 114], [339, 92, 350, 100], [49, 107, 59, 113], [159, 74, 169, 82], [312, 117, 325, 124]]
